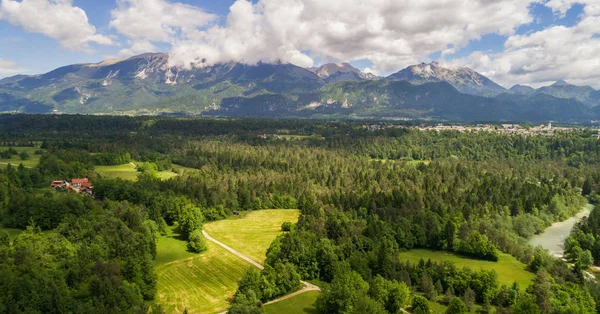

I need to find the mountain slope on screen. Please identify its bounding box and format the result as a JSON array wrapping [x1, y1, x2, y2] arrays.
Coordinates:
[[509, 85, 535, 95], [0, 54, 597, 122], [388, 62, 507, 96], [210, 80, 592, 122], [534, 81, 600, 108], [0, 53, 325, 114]]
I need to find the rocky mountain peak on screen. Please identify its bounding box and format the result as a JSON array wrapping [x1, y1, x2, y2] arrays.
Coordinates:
[[309, 62, 378, 83], [552, 80, 571, 87], [389, 62, 506, 96]]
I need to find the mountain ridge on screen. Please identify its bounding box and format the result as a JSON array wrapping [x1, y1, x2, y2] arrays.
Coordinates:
[[0, 53, 598, 122]]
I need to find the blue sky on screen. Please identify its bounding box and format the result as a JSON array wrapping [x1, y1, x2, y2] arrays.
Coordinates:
[[0, 0, 598, 88]]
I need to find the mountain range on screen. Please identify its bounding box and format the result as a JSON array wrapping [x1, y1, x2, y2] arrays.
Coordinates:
[[1, 52, 599, 122]]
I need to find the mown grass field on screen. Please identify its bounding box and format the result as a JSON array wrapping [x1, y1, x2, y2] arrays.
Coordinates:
[[264, 290, 320, 314], [95, 162, 186, 181], [155, 227, 251, 314], [399, 249, 534, 287], [0, 146, 43, 168], [155, 210, 301, 313], [203, 210, 301, 263]]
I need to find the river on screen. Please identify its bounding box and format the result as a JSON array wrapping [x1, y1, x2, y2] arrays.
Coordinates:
[[529, 204, 594, 257]]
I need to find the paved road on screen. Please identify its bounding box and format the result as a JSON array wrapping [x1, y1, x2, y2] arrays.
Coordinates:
[[202, 229, 321, 310]]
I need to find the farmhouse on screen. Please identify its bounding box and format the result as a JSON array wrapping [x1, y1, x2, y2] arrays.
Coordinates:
[[50, 180, 67, 188], [72, 178, 91, 188], [50, 178, 93, 195]]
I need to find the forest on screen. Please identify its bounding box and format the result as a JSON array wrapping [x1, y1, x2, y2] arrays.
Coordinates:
[[1, 114, 600, 313]]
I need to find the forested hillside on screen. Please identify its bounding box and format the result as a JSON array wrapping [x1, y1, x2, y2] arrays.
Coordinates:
[[1, 115, 600, 313]]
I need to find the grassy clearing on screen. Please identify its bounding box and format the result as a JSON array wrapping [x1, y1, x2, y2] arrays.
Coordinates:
[[264, 290, 320, 314], [0, 146, 43, 168], [428, 300, 449, 314], [399, 249, 534, 287], [95, 162, 182, 181], [203, 210, 301, 263], [370, 158, 431, 165], [155, 226, 251, 314], [95, 164, 140, 180]]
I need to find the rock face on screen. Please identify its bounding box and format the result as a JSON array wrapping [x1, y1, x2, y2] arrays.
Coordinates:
[[388, 62, 507, 96], [309, 63, 378, 83]]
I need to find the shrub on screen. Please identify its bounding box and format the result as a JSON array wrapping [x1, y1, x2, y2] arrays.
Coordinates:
[[19, 152, 30, 160], [187, 229, 208, 253], [412, 295, 431, 314], [446, 297, 468, 314], [281, 221, 293, 232]]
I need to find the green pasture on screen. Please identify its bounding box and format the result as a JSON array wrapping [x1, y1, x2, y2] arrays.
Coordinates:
[[399, 249, 534, 287], [203, 209, 301, 263], [0, 146, 44, 168], [264, 290, 320, 314], [95, 162, 185, 181], [155, 227, 250, 314]]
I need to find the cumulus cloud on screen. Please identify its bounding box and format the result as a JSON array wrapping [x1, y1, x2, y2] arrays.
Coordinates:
[[449, 1, 600, 88], [0, 59, 23, 77], [117, 40, 158, 57], [167, 0, 537, 73], [109, 0, 217, 55], [0, 0, 113, 51]]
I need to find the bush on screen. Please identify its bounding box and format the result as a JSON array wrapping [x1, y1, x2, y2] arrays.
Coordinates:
[[187, 229, 208, 253], [281, 221, 293, 232], [228, 290, 263, 314], [19, 152, 30, 160], [446, 297, 468, 314], [412, 295, 431, 314]]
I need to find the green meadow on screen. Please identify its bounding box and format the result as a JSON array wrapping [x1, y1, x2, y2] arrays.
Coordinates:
[[398, 249, 534, 287], [0, 146, 44, 168], [264, 290, 320, 314], [203, 209, 301, 263]]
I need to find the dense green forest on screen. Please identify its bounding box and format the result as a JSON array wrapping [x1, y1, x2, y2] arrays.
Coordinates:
[[1, 115, 600, 313]]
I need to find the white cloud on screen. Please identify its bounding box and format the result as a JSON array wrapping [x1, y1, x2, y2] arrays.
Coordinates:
[[167, 0, 537, 73], [449, 1, 600, 88], [109, 0, 217, 48], [0, 0, 113, 51], [118, 40, 158, 57], [0, 59, 23, 77]]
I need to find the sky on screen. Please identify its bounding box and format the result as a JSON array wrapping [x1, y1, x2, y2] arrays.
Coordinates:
[[0, 0, 599, 88]]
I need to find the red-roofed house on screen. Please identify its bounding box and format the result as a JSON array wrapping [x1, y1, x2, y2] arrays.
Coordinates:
[[50, 180, 66, 188], [72, 178, 91, 188]]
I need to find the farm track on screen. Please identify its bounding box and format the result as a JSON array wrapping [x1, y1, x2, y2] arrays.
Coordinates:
[[202, 230, 321, 311]]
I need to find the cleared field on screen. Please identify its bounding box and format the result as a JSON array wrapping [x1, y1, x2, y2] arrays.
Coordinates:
[[155, 227, 251, 314], [204, 210, 301, 263], [399, 249, 534, 287], [95, 162, 180, 181], [264, 290, 320, 314], [0, 146, 43, 168], [370, 158, 431, 165]]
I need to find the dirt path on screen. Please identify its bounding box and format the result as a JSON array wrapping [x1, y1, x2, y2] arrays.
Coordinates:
[[0, 162, 31, 168], [202, 230, 264, 270], [202, 230, 321, 310], [263, 282, 320, 306]]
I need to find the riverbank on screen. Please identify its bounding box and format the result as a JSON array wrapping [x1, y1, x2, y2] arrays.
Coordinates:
[[529, 204, 593, 257]]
